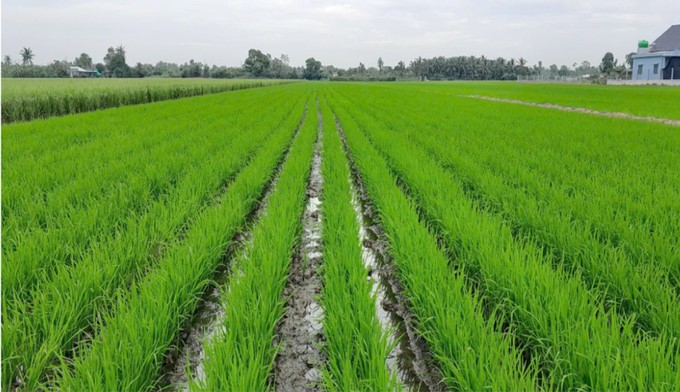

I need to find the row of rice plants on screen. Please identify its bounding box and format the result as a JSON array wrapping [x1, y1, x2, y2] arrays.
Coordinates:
[[3, 119, 187, 237], [400, 82, 680, 120], [424, 128, 680, 283], [1, 78, 291, 123], [3, 125, 230, 309], [328, 99, 539, 390], [3, 88, 294, 313], [317, 98, 395, 390], [411, 127, 679, 337], [2, 91, 305, 390], [195, 98, 317, 390], [417, 99, 680, 283], [328, 88, 678, 389], [56, 97, 308, 391], [2, 86, 284, 234], [336, 87, 680, 338]]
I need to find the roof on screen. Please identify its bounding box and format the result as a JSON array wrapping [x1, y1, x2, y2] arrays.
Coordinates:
[[69, 66, 95, 72], [650, 24, 680, 52]]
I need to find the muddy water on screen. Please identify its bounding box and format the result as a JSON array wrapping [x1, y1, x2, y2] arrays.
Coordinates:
[[337, 116, 445, 392], [160, 105, 309, 391], [273, 108, 326, 391]]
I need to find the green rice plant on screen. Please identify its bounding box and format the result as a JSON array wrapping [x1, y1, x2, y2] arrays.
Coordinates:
[[333, 85, 680, 338], [390, 81, 680, 120], [58, 99, 311, 391], [411, 130, 680, 337], [327, 98, 540, 390], [318, 97, 396, 390], [2, 89, 306, 390], [1, 78, 294, 123], [328, 87, 679, 389], [2, 89, 292, 311], [194, 98, 318, 391]]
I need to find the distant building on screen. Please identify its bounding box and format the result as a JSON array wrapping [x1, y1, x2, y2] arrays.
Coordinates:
[[632, 25, 680, 81], [68, 66, 98, 78]]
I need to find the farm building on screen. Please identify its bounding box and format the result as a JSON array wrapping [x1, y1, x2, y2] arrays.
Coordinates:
[[632, 25, 680, 81], [68, 66, 98, 78]]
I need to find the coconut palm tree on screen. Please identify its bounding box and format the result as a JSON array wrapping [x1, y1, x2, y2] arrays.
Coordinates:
[[20, 47, 34, 65], [3, 55, 13, 66]]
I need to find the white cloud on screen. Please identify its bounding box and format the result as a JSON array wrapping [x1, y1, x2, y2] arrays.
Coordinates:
[[2, 0, 678, 68]]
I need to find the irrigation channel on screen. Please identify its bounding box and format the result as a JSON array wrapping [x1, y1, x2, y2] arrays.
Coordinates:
[[161, 104, 310, 390], [155, 101, 445, 391], [336, 115, 445, 391], [273, 104, 326, 390]]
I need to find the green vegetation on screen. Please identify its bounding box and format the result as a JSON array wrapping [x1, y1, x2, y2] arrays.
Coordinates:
[[329, 84, 678, 389], [394, 81, 680, 119], [318, 98, 395, 390], [2, 81, 679, 391], [1, 78, 291, 123], [196, 98, 316, 390], [2, 85, 305, 389]]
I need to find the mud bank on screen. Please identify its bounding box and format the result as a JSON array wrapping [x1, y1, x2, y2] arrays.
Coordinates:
[[336, 115, 445, 392], [159, 105, 309, 391], [273, 106, 326, 391], [463, 95, 680, 127]]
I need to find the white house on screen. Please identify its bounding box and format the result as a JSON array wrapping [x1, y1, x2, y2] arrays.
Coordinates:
[[632, 25, 680, 81], [68, 66, 97, 78]]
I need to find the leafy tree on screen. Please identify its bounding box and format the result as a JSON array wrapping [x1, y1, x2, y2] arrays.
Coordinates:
[[132, 62, 154, 78], [153, 61, 181, 77], [394, 60, 406, 76], [75, 53, 93, 69], [600, 52, 615, 74], [47, 60, 69, 77], [270, 55, 295, 79], [104, 45, 130, 77], [20, 47, 34, 65], [3, 55, 12, 66], [303, 57, 322, 80], [558, 65, 569, 77], [244, 49, 271, 77], [180, 59, 202, 78], [377, 57, 384, 72], [625, 52, 636, 69]]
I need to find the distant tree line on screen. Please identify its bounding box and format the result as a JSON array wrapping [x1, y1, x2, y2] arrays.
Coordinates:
[[1, 45, 635, 81]]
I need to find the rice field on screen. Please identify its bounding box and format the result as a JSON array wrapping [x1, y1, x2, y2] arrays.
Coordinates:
[[1, 78, 291, 123], [2, 81, 680, 391]]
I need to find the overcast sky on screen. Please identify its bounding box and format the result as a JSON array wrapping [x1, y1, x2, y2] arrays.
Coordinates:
[[2, 0, 679, 68]]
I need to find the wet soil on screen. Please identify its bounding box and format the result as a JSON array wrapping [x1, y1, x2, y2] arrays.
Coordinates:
[[273, 106, 326, 392], [336, 116, 445, 392], [158, 104, 309, 391], [463, 95, 680, 126]]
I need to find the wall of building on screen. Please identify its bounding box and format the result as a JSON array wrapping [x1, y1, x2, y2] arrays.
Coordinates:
[[608, 79, 680, 86], [632, 56, 664, 80]]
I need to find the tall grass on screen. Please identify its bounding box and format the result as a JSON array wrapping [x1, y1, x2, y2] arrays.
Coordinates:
[[1, 78, 292, 123]]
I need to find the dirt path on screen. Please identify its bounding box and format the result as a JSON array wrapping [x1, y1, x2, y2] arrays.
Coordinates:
[[463, 95, 680, 127], [273, 105, 326, 391], [337, 116, 445, 392], [159, 105, 309, 391]]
